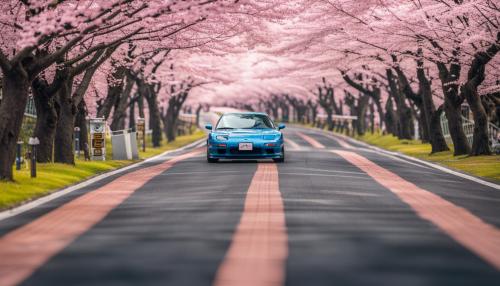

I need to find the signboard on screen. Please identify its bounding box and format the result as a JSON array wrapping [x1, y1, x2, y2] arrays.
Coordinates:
[[90, 118, 106, 161], [136, 118, 146, 152]]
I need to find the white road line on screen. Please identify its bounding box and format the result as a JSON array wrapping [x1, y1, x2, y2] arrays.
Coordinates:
[[289, 167, 365, 175], [0, 138, 207, 221], [357, 148, 435, 170], [280, 172, 372, 180], [328, 190, 382, 197], [158, 171, 243, 176]]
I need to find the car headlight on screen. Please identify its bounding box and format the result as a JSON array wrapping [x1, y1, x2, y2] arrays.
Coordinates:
[[216, 135, 228, 141]]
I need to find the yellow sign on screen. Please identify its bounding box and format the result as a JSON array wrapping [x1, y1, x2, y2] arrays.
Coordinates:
[[92, 139, 103, 148]]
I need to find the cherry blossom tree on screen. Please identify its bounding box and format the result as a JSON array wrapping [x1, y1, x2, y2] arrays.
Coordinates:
[[1, 0, 498, 181]]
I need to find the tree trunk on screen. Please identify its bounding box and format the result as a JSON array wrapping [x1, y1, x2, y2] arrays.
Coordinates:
[[163, 109, 177, 143], [53, 80, 76, 165], [419, 110, 430, 143], [96, 91, 117, 120], [281, 103, 289, 122], [195, 104, 203, 128], [137, 93, 145, 119], [129, 98, 136, 130], [271, 106, 278, 120], [145, 94, 162, 147], [463, 83, 491, 155], [373, 99, 385, 132], [110, 76, 133, 131], [311, 106, 317, 126], [417, 63, 449, 153], [326, 110, 334, 131], [369, 103, 375, 134], [387, 69, 412, 139], [394, 63, 429, 142], [436, 56, 471, 155], [32, 81, 58, 163], [462, 35, 498, 155], [429, 107, 449, 153], [384, 96, 398, 135], [54, 57, 102, 164], [75, 100, 89, 159], [444, 99, 470, 155], [0, 70, 30, 181], [355, 94, 369, 136]]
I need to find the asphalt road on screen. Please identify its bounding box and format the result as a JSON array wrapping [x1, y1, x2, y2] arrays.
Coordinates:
[[0, 126, 499, 286]]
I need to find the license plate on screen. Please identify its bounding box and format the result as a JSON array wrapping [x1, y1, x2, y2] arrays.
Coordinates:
[[239, 143, 253, 151]]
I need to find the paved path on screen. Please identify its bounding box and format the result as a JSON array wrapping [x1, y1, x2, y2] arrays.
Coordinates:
[[0, 126, 499, 286]]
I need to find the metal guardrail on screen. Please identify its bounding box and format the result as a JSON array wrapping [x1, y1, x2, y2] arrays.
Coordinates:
[[178, 113, 196, 124], [440, 113, 499, 148], [317, 114, 359, 121]]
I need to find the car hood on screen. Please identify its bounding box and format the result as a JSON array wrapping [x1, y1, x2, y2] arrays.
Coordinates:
[[213, 129, 281, 140]]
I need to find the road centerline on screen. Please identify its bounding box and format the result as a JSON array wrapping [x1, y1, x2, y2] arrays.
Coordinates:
[[0, 149, 203, 286], [213, 163, 288, 286], [333, 150, 500, 270]]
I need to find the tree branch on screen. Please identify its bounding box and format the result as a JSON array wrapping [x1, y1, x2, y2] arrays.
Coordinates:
[[64, 27, 143, 66], [69, 48, 106, 77], [0, 49, 11, 72], [340, 70, 372, 95]]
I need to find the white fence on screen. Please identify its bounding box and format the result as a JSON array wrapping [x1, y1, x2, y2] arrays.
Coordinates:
[[178, 113, 196, 124], [440, 113, 499, 148]]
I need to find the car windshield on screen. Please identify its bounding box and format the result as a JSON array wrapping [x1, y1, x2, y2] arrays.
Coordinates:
[[216, 114, 275, 130]]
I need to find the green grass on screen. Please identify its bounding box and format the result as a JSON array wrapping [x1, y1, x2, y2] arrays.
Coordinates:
[[357, 132, 500, 182], [0, 130, 206, 210]]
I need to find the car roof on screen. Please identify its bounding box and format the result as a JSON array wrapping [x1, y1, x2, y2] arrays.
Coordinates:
[[223, 112, 269, 116]]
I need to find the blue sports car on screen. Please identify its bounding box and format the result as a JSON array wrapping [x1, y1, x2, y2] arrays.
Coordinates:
[[205, 112, 286, 163]]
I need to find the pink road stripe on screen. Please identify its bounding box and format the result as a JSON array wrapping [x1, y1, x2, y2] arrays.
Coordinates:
[[285, 138, 301, 150], [333, 150, 500, 270], [214, 164, 288, 286], [329, 135, 353, 149], [296, 132, 325, 149], [0, 149, 203, 286]]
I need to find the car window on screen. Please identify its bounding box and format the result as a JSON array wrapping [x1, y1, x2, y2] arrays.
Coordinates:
[[216, 114, 275, 129]]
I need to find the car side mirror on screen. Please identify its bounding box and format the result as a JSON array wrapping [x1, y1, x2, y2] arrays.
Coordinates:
[[205, 124, 213, 131], [278, 123, 286, 130]]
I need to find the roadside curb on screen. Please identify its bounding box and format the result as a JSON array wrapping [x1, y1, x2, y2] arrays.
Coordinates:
[[301, 126, 500, 190], [0, 138, 207, 221]]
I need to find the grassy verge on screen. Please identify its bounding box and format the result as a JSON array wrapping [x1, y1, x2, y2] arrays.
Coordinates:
[[0, 130, 206, 210], [355, 132, 500, 182]]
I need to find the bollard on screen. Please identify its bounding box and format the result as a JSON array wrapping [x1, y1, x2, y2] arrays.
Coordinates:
[[16, 141, 23, 170], [28, 137, 40, 178], [74, 127, 81, 158]]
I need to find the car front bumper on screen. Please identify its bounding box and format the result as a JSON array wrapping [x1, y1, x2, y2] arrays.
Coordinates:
[[207, 140, 284, 159]]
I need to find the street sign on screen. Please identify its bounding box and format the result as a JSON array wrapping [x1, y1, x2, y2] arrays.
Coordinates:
[[90, 118, 106, 161]]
